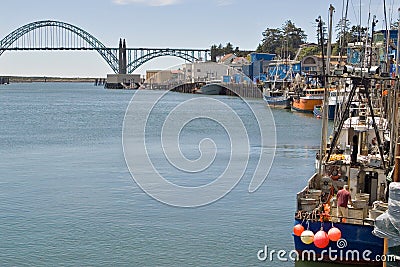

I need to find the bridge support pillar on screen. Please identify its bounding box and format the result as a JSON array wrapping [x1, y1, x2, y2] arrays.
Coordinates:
[[118, 38, 127, 74]]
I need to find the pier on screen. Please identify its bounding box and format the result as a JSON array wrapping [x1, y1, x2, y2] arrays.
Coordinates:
[[146, 81, 263, 99], [142, 61, 263, 99]]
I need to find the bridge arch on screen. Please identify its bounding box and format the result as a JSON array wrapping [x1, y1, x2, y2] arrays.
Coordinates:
[[1, 20, 209, 74], [0, 20, 119, 73], [126, 49, 199, 74]]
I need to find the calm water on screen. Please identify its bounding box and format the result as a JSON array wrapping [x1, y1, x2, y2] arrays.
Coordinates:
[[0, 83, 347, 266]]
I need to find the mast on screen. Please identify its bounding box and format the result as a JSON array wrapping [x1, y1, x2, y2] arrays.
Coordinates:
[[339, 0, 350, 62], [327, 5, 334, 77], [317, 11, 329, 175], [384, 0, 391, 73], [391, 8, 400, 165], [397, 8, 400, 77], [369, 15, 378, 69]]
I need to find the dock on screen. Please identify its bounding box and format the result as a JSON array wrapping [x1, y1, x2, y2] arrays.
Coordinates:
[[145, 82, 263, 99]]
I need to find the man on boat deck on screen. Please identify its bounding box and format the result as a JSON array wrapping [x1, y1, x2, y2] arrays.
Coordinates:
[[337, 185, 352, 223], [368, 137, 379, 155]]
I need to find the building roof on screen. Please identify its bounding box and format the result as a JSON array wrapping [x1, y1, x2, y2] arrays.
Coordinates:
[[170, 69, 183, 74], [219, 53, 236, 63], [232, 57, 248, 64]]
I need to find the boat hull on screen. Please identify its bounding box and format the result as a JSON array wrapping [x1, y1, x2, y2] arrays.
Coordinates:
[[263, 95, 291, 109], [328, 104, 336, 120], [196, 84, 224, 95], [292, 98, 323, 113], [293, 219, 384, 266]]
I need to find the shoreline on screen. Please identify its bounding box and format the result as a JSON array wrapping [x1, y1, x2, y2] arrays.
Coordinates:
[[1, 76, 102, 83]]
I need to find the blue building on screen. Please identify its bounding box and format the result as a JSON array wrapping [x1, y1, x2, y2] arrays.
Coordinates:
[[242, 53, 276, 82], [266, 60, 301, 81], [250, 52, 275, 63]]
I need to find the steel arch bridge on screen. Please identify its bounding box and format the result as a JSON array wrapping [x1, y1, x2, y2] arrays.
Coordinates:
[[126, 48, 207, 74], [0, 20, 209, 74]]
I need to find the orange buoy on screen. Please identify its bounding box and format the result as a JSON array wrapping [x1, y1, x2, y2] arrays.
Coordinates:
[[300, 230, 314, 245], [293, 224, 305, 236], [314, 230, 330, 248], [328, 227, 342, 241]]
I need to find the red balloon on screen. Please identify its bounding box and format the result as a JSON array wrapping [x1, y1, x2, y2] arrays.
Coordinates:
[[293, 224, 305, 236], [314, 230, 330, 248], [328, 227, 342, 242]]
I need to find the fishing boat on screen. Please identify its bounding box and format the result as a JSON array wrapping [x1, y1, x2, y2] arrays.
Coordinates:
[[264, 55, 302, 109], [263, 89, 291, 109], [314, 88, 356, 120], [313, 90, 345, 120], [327, 90, 343, 120], [293, 7, 400, 265], [294, 101, 391, 265], [292, 87, 325, 113]]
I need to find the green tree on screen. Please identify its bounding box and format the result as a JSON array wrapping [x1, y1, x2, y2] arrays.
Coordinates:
[[280, 20, 307, 58], [210, 43, 225, 62], [297, 44, 321, 60], [349, 25, 368, 43], [333, 18, 351, 56], [224, 42, 234, 54], [210, 42, 250, 61], [257, 27, 282, 54], [210, 44, 218, 62], [257, 21, 307, 59]]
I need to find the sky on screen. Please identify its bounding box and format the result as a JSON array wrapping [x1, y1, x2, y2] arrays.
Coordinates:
[[0, 0, 398, 77]]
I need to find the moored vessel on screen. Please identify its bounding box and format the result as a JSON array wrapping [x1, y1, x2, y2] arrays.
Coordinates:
[[292, 87, 324, 113], [292, 6, 399, 265], [196, 80, 224, 95], [263, 89, 291, 109]]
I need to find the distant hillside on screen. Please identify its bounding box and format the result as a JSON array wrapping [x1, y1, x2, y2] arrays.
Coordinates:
[[4, 76, 100, 83]]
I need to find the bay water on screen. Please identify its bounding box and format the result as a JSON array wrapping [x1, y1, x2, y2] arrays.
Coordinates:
[[1, 83, 345, 266]]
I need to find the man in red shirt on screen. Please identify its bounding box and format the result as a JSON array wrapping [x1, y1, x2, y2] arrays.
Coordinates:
[[336, 185, 352, 223]]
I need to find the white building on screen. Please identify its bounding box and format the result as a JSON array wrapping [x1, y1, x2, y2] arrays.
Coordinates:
[[181, 62, 233, 82]]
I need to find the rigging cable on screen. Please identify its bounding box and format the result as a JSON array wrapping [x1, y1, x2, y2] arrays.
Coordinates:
[[383, 0, 390, 72], [350, 0, 359, 30], [336, 0, 350, 128]]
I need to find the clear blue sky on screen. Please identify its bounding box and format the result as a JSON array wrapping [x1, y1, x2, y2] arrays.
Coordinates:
[[0, 0, 396, 77]]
